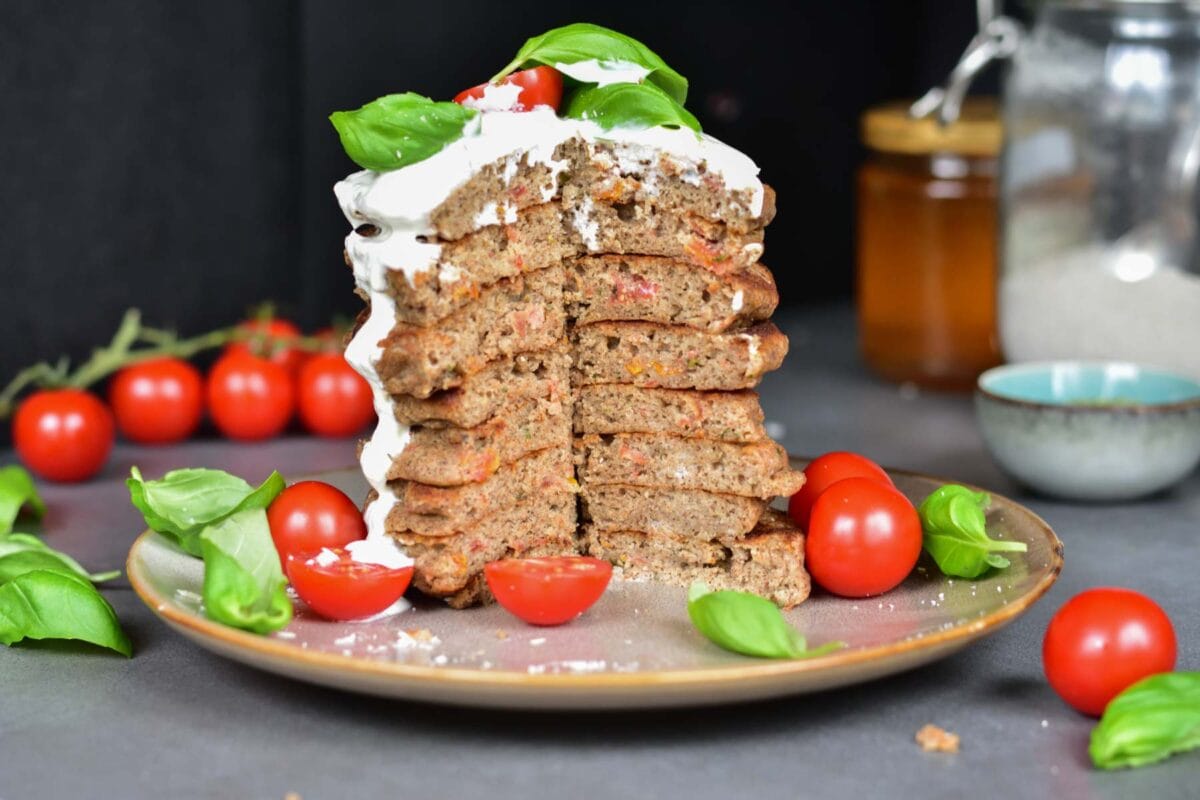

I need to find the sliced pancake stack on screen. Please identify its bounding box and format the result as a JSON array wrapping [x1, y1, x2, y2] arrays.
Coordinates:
[[343, 129, 809, 608], [564, 141, 809, 607]]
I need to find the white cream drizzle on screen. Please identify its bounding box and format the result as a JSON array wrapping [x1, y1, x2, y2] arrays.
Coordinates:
[[554, 59, 653, 87], [336, 108, 765, 542]]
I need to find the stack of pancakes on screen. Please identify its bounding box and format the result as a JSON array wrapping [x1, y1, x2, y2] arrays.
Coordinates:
[[352, 137, 809, 608]]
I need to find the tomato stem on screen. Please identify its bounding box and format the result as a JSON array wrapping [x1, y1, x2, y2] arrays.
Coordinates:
[[0, 309, 236, 419]]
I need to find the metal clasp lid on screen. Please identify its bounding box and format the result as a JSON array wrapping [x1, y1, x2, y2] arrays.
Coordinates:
[[910, 0, 1021, 126]]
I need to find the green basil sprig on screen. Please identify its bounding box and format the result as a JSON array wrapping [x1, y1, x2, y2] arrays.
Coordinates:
[[129, 466, 292, 634], [329, 92, 478, 172], [687, 583, 845, 659], [564, 82, 701, 134], [0, 532, 119, 583], [0, 465, 45, 535], [198, 509, 292, 635], [1090, 672, 1200, 770], [0, 570, 131, 656], [918, 485, 1027, 579], [0, 531, 128, 656], [127, 466, 284, 557], [492, 22, 688, 103]]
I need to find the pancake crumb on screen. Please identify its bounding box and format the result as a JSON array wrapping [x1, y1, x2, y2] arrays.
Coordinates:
[[916, 724, 959, 753]]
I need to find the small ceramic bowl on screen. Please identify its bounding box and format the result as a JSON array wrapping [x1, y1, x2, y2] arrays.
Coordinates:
[[975, 361, 1200, 501]]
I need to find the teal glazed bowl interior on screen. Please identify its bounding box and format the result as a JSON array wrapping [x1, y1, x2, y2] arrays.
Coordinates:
[[975, 362, 1200, 501]]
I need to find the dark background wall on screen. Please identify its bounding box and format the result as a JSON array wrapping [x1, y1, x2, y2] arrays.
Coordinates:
[[0, 0, 994, 386]]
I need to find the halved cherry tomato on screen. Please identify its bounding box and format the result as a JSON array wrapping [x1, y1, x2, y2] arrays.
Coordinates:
[[484, 556, 612, 626], [267, 481, 367, 569], [788, 451, 894, 530], [296, 353, 375, 438], [454, 66, 563, 112], [226, 318, 307, 375], [206, 352, 295, 441], [13, 389, 115, 482], [286, 548, 413, 621], [1043, 588, 1177, 716], [108, 357, 204, 444], [805, 477, 921, 598]]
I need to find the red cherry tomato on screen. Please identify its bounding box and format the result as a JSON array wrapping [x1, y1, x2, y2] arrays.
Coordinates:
[[454, 66, 564, 112], [788, 451, 894, 530], [296, 353, 375, 438], [1043, 588, 1177, 716], [484, 556, 613, 626], [205, 352, 295, 441], [13, 389, 114, 482], [286, 548, 413, 621], [107, 357, 204, 444], [226, 318, 307, 374], [805, 477, 921, 598], [266, 481, 366, 568]]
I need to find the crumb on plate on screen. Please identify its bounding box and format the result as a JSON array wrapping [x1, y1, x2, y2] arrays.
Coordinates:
[[495, 629, 509, 640], [406, 628, 435, 642], [915, 724, 959, 753]]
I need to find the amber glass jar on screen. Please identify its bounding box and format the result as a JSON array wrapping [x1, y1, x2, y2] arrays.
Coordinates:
[[857, 99, 1002, 390]]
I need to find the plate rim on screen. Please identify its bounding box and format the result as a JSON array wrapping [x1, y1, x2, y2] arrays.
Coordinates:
[[126, 464, 1064, 694]]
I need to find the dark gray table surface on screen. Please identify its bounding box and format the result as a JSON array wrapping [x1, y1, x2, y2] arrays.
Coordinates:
[[1, 305, 1197, 800]]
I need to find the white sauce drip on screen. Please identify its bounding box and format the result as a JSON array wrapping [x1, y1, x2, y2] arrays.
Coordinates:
[[555, 59, 653, 87], [336, 109, 765, 542], [731, 289, 745, 312], [460, 82, 524, 112]]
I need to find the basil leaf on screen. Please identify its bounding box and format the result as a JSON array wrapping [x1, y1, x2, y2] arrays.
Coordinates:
[[686, 582, 844, 660], [127, 466, 285, 557], [919, 484, 1027, 579], [0, 532, 119, 583], [0, 465, 45, 535], [1091, 672, 1200, 770], [329, 92, 478, 172], [0, 548, 118, 585], [198, 509, 292, 635], [493, 23, 688, 103], [0, 569, 131, 656], [564, 82, 701, 133]]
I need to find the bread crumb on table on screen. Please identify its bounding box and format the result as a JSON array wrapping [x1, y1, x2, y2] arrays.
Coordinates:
[[915, 724, 960, 753]]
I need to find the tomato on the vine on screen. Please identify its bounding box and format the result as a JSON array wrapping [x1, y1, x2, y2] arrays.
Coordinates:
[[226, 318, 307, 374], [206, 352, 295, 441], [1043, 588, 1177, 716], [296, 353, 375, 438], [454, 66, 564, 112], [286, 548, 413, 621], [804, 477, 921, 598], [788, 451, 893, 530], [484, 556, 613, 626], [266, 481, 366, 568], [13, 389, 115, 482], [108, 357, 204, 444]]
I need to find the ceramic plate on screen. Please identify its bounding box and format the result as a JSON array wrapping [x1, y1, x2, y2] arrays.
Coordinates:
[[127, 463, 1063, 710]]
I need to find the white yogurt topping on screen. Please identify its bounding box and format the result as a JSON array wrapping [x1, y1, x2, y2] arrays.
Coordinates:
[[336, 109, 765, 542], [460, 81, 523, 112], [554, 59, 653, 87], [731, 289, 745, 312], [345, 537, 414, 569]]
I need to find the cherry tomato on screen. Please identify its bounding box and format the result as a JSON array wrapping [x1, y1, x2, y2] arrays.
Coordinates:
[[484, 556, 612, 626], [267, 481, 366, 568], [296, 353, 375, 438], [1043, 588, 1177, 716], [805, 477, 921, 598], [788, 451, 894, 531], [226, 318, 307, 374], [454, 66, 564, 112], [286, 548, 413, 621], [107, 357, 204, 444], [205, 352, 295, 441], [13, 389, 114, 482]]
